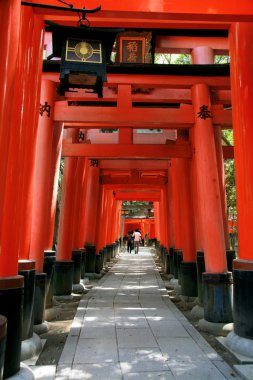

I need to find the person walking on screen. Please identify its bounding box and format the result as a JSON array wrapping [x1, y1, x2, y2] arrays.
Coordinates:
[[133, 229, 142, 254], [126, 230, 133, 253]]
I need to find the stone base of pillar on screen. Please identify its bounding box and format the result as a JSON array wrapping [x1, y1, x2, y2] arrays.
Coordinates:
[[233, 261, 253, 340], [72, 283, 88, 294], [44, 307, 61, 321], [168, 278, 179, 289], [106, 245, 113, 263], [53, 261, 74, 296], [95, 253, 103, 274], [53, 294, 74, 304], [226, 250, 236, 272], [203, 272, 233, 323], [43, 251, 56, 309], [222, 331, 253, 359], [0, 315, 7, 380], [84, 245, 96, 274], [180, 295, 196, 304], [164, 253, 170, 275], [177, 252, 183, 285], [196, 251, 205, 306], [21, 333, 42, 361], [18, 261, 36, 342], [84, 273, 103, 280], [180, 261, 198, 297], [190, 304, 204, 319], [71, 250, 82, 285], [0, 276, 24, 379], [33, 322, 49, 336], [172, 249, 183, 280], [168, 247, 174, 276], [5, 362, 35, 380], [198, 318, 233, 337], [80, 248, 86, 279], [169, 284, 181, 303], [33, 273, 47, 327]]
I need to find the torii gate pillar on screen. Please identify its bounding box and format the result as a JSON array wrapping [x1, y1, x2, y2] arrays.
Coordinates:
[[55, 129, 79, 296], [0, 3, 44, 378], [225, 22, 253, 357], [83, 160, 100, 275], [192, 82, 233, 327], [30, 80, 57, 272]]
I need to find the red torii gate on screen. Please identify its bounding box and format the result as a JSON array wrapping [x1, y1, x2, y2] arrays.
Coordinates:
[[1, 1, 253, 377]]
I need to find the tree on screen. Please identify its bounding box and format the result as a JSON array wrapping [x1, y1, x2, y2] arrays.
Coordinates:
[[222, 130, 236, 218]]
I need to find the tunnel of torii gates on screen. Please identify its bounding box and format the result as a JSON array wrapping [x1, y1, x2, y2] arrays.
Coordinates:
[[2, 0, 253, 378]]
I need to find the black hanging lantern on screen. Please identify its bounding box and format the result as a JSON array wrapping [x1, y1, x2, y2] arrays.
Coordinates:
[[47, 23, 119, 97]]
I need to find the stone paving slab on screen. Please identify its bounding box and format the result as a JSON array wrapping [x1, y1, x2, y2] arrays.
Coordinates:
[[31, 248, 243, 379], [32, 365, 56, 380], [233, 364, 253, 380]]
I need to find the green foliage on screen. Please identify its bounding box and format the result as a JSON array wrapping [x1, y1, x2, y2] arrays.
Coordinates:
[[100, 129, 118, 133], [173, 54, 191, 64], [57, 158, 64, 206], [214, 55, 230, 64], [154, 53, 190, 64], [222, 130, 237, 219], [225, 159, 237, 218], [155, 53, 230, 65]]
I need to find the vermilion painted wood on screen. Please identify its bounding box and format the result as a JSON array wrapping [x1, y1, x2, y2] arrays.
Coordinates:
[[149, 221, 156, 240], [229, 23, 253, 261], [175, 158, 196, 261], [214, 126, 230, 250], [191, 45, 229, 252], [30, 80, 56, 272], [55, 104, 195, 125], [103, 189, 112, 248], [42, 72, 231, 90], [156, 36, 228, 55], [114, 192, 161, 202], [162, 186, 169, 247], [26, 0, 253, 23], [190, 130, 204, 251], [82, 162, 100, 246], [74, 158, 89, 248], [100, 160, 169, 170], [57, 108, 232, 130], [56, 129, 79, 260], [107, 191, 115, 245], [95, 185, 106, 252], [63, 88, 231, 105], [62, 143, 192, 159], [44, 122, 64, 250], [71, 156, 87, 249], [192, 83, 227, 273], [153, 202, 160, 242], [171, 159, 182, 249], [0, 0, 21, 276], [17, 12, 44, 261], [167, 161, 175, 248], [191, 46, 214, 64], [110, 199, 118, 244]]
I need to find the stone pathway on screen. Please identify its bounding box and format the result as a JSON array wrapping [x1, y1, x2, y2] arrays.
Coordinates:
[[30, 247, 242, 379]]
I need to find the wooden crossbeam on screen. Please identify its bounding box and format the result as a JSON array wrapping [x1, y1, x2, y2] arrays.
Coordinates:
[[101, 176, 167, 185], [55, 102, 232, 128], [100, 160, 169, 170], [62, 143, 233, 159], [55, 103, 194, 126], [115, 191, 161, 201], [28, 0, 253, 22], [61, 143, 192, 159]]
